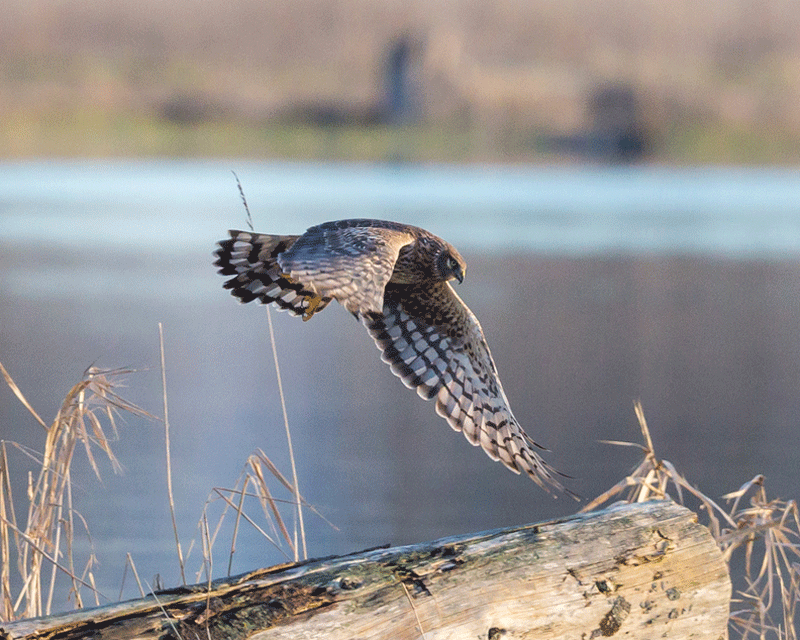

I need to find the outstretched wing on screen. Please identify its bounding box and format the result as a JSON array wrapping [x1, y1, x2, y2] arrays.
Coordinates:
[[278, 220, 415, 317], [214, 230, 333, 317], [363, 280, 570, 495]]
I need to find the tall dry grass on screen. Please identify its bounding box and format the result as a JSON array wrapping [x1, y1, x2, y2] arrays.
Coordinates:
[[0, 362, 149, 621], [1, 318, 317, 621], [584, 401, 800, 640], [190, 447, 333, 585]]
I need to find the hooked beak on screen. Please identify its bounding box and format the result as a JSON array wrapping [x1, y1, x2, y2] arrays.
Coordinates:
[[454, 267, 464, 284]]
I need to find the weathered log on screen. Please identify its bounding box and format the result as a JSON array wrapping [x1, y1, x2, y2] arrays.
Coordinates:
[[1, 500, 730, 640]]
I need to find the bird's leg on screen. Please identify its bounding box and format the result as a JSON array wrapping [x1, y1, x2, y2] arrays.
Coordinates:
[[279, 270, 322, 321], [303, 293, 323, 321]]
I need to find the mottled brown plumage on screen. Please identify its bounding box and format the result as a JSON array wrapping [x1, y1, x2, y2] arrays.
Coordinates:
[[215, 219, 571, 495]]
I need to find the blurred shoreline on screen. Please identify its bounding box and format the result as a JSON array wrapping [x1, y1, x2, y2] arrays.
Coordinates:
[[3, 0, 800, 163]]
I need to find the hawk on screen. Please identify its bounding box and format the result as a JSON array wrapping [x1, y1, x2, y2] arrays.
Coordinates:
[[214, 219, 570, 495]]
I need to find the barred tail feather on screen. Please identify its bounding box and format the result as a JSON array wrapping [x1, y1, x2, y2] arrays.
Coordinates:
[[214, 230, 332, 317]]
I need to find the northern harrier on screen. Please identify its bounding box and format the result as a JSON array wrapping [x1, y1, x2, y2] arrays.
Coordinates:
[[214, 219, 569, 495]]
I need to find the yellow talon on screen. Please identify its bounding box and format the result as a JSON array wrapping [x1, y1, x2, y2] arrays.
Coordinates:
[[303, 294, 323, 321]]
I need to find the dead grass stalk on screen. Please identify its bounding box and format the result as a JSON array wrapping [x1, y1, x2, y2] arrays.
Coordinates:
[[0, 361, 149, 621], [159, 323, 187, 585], [584, 400, 800, 640], [189, 448, 335, 583]]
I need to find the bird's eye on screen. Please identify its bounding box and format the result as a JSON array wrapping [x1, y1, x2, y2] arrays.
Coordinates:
[[447, 256, 459, 270]]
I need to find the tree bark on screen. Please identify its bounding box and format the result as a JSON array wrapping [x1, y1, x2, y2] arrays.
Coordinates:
[[0, 500, 731, 640]]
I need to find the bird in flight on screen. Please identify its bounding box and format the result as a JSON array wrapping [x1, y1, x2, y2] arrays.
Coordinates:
[[214, 219, 570, 495]]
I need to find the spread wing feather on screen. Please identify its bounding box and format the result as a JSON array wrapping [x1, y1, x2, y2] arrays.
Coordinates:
[[278, 221, 415, 317], [363, 280, 569, 495]]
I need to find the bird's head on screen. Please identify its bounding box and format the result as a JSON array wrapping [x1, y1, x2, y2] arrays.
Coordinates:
[[436, 246, 466, 284]]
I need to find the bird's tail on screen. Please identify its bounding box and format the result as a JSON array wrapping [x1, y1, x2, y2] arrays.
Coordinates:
[[214, 230, 332, 317]]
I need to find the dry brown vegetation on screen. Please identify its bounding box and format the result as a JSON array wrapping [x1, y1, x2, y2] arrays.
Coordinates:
[[1, 360, 798, 636], [2, 0, 800, 161], [0, 362, 146, 619], [0, 344, 314, 621], [585, 402, 800, 639]]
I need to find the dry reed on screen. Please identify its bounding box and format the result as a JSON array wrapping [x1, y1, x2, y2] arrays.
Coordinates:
[[0, 354, 320, 621], [186, 447, 335, 585], [159, 323, 187, 586], [0, 361, 150, 621], [152, 310, 319, 588], [584, 401, 800, 640]]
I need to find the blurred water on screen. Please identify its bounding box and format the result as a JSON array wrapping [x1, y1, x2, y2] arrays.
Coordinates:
[[4, 160, 800, 256], [1, 159, 799, 609]]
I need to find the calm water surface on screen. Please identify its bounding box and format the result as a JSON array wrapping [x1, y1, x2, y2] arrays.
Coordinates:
[[1, 160, 799, 607]]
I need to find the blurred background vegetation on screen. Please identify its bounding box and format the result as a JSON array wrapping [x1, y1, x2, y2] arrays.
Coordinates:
[[2, 0, 799, 163]]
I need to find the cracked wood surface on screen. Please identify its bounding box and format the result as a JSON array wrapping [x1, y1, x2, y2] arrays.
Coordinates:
[[0, 500, 731, 640]]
